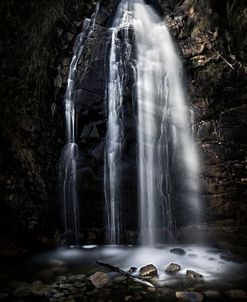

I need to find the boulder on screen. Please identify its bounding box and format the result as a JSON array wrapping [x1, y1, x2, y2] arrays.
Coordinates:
[[88, 272, 110, 288], [186, 270, 203, 280], [165, 263, 181, 273], [139, 264, 158, 278], [170, 248, 186, 255]]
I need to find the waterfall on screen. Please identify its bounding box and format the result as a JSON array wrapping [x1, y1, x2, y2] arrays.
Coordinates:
[[133, 1, 200, 245], [106, 0, 200, 246], [60, 9, 98, 245], [104, 0, 133, 244]]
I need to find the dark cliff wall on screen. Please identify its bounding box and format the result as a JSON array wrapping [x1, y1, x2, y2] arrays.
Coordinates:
[[163, 0, 247, 250], [0, 0, 246, 255]]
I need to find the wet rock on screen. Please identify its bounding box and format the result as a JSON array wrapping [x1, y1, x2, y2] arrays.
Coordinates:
[[54, 75, 63, 88], [30, 280, 50, 296], [59, 283, 70, 289], [186, 270, 203, 280], [139, 264, 158, 278], [56, 275, 67, 283], [53, 292, 65, 298], [165, 263, 181, 273], [64, 32, 74, 42], [176, 291, 203, 301], [128, 267, 138, 274], [113, 275, 128, 283], [68, 274, 86, 283], [170, 248, 186, 255], [73, 282, 84, 288], [88, 271, 110, 288], [203, 290, 221, 298], [188, 253, 198, 258], [191, 55, 212, 67], [226, 289, 247, 299]]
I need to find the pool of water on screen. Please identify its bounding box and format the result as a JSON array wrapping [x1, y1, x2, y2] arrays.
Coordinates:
[[6, 245, 244, 286]]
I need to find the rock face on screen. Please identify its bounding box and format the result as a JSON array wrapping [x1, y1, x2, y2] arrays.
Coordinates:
[[0, 0, 247, 251]]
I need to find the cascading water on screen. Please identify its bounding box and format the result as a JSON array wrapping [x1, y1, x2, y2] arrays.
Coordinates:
[[104, 0, 133, 244], [106, 0, 200, 246], [60, 10, 98, 245], [134, 1, 200, 245]]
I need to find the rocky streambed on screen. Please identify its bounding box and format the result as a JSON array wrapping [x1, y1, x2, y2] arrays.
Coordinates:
[[0, 245, 246, 301]]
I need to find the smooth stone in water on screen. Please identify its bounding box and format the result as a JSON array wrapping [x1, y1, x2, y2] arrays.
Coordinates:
[[88, 272, 110, 288], [188, 254, 198, 258], [176, 291, 203, 301], [170, 248, 186, 255], [165, 263, 181, 273], [139, 264, 158, 278], [203, 290, 221, 298], [56, 275, 67, 283], [129, 267, 138, 274], [49, 259, 65, 267], [186, 270, 203, 280]]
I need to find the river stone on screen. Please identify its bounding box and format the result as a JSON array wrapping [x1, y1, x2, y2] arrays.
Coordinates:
[[176, 291, 203, 301], [68, 274, 86, 283], [73, 281, 84, 288], [186, 270, 203, 280], [170, 248, 186, 255], [88, 272, 110, 288], [203, 290, 221, 298], [226, 289, 247, 299], [165, 263, 181, 273], [30, 280, 50, 296], [139, 264, 158, 278], [56, 275, 67, 283], [129, 267, 138, 273]]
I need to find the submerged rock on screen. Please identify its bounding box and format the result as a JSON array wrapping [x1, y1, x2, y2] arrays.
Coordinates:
[[203, 290, 221, 298], [165, 263, 181, 273], [170, 248, 186, 255], [139, 264, 158, 278], [88, 272, 110, 288], [186, 270, 203, 280], [176, 291, 203, 301]]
